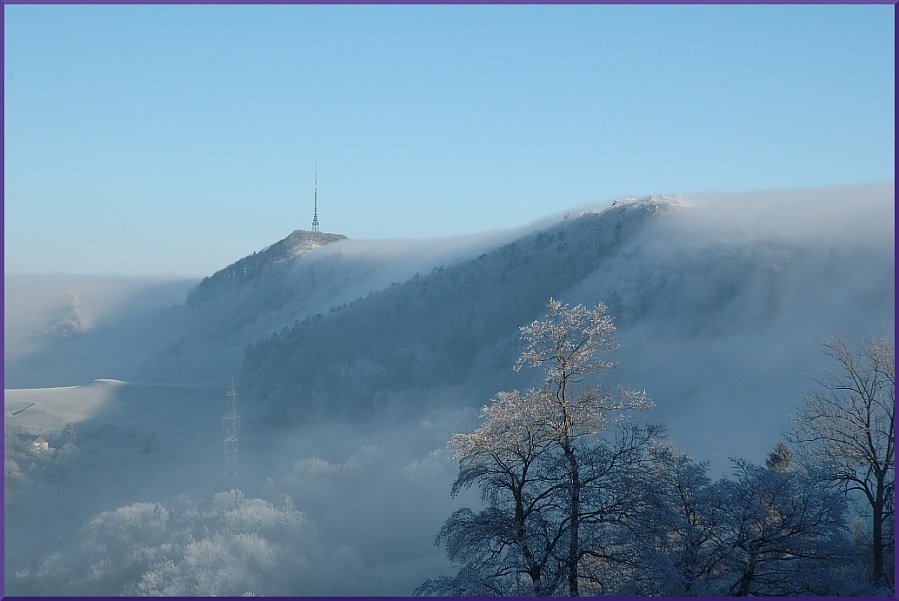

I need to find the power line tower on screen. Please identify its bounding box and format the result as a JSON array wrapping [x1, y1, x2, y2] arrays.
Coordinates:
[[311, 165, 321, 233], [223, 381, 240, 488]]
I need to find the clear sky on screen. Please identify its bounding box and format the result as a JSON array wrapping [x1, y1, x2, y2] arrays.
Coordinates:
[[4, 4, 894, 277]]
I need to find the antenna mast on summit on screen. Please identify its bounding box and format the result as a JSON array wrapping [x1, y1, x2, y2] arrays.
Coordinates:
[[311, 164, 320, 233]]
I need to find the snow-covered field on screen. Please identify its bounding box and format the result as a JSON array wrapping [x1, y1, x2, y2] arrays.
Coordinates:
[[6, 379, 124, 430]]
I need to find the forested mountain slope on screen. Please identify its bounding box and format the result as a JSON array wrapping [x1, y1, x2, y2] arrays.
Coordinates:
[[240, 197, 684, 419], [240, 187, 893, 428], [143, 227, 525, 382]]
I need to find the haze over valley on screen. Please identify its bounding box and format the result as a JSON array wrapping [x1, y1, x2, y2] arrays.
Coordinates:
[[4, 184, 894, 595]]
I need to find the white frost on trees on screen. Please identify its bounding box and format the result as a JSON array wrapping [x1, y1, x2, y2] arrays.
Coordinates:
[[420, 304, 881, 596], [420, 298, 654, 596]]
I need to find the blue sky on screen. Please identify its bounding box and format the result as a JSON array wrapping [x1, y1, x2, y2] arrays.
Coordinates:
[[4, 4, 894, 277]]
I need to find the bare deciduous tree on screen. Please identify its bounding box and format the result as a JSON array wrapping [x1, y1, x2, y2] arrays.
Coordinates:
[[789, 333, 894, 585]]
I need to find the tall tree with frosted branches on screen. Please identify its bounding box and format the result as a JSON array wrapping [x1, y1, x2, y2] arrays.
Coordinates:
[[515, 298, 651, 594], [788, 333, 894, 585], [418, 298, 652, 596], [422, 388, 567, 596]]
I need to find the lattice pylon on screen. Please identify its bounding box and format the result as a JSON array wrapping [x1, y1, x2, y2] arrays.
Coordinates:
[[223, 381, 240, 488]]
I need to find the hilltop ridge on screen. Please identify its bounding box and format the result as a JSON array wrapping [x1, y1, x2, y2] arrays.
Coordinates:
[[187, 230, 346, 307]]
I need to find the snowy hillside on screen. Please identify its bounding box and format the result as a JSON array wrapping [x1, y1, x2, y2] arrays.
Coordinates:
[[186, 229, 347, 307]]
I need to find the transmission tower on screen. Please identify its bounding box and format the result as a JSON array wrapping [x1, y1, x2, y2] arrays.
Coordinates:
[[311, 165, 320, 232], [223, 381, 240, 488]]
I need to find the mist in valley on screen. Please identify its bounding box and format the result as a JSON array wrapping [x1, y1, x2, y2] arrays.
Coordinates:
[[4, 185, 894, 596]]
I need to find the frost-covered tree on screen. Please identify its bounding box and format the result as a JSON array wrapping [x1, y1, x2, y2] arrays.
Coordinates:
[[715, 459, 851, 596], [564, 423, 660, 595], [421, 388, 565, 595], [514, 298, 651, 595], [788, 333, 894, 585], [622, 446, 852, 597], [10, 491, 318, 596], [623, 442, 728, 596], [418, 299, 652, 596], [418, 418, 657, 597]]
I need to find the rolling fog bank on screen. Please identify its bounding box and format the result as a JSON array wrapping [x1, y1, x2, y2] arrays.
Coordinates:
[[4, 183, 894, 595]]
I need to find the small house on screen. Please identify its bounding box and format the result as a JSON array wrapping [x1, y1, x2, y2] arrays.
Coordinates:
[[30, 435, 50, 453]]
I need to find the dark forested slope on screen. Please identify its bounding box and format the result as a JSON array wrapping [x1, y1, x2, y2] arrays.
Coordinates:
[[240, 197, 684, 419], [240, 189, 894, 425]]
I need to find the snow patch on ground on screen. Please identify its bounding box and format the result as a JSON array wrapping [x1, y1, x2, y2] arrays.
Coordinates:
[[284, 236, 330, 260], [5, 382, 120, 432]]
